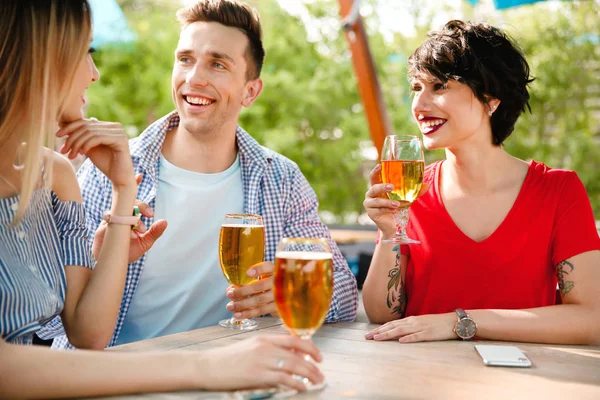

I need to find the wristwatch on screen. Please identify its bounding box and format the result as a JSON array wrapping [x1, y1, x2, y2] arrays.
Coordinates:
[[102, 206, 141, 229], [453, 308, 477, 340]]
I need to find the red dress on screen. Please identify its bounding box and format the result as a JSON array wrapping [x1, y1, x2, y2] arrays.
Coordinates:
[[401, 160, 600, 317]]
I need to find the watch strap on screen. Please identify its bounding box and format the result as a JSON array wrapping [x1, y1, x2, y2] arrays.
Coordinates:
[[102, 206, 140, 227], [455, 308, 468, 321]]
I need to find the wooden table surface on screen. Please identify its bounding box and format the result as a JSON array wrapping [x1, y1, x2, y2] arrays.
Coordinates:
[[102, 317, 600, 400]]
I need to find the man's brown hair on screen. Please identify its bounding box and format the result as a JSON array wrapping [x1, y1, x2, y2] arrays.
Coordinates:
[[177, 0, 265, 80]]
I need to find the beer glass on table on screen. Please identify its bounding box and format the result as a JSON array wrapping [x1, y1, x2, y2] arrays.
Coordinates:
[[380, 134, 425, 244], [218, 214, 265, 330], [273, 238, 333, 390]]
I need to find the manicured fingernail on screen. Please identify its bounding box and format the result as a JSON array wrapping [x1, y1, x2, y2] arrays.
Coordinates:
[[373, 335, 382, 340], [147, 209, 154, 216], [234, 312, 243, 318], [247, 269, 256, 277], [392, 202, 400, 207], [386, 184, 394, 190], [226, 290, 234, 298], [226, 302, 234, 311], [365, 333, 373, 339]]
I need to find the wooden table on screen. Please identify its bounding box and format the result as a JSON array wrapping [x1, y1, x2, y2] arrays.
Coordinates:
[[329, 229, 377, 244], [104, 317, 600, 399]]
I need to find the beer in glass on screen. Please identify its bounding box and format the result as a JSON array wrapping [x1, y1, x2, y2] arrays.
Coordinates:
[[273, 237, 333, 390], [380, 135, 425, 244], [218, 214, 265, 330]]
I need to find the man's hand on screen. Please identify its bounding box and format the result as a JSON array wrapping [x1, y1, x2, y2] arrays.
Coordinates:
[[226, 262, 279, 319]]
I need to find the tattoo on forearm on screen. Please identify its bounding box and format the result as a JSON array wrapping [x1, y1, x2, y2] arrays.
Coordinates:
[[386, 245, 407, 317], [556, 259, 575, 297]]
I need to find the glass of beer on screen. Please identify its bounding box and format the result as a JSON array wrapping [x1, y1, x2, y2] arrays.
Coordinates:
[[273, 238, 333, 390], [218, 214, 265, 330], [380, 134, 424, 244]]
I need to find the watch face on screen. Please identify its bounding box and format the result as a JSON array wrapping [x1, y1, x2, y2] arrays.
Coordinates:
[[456, 318, 477, 339]]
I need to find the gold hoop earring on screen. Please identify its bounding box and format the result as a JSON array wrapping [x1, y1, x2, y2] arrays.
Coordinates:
[[13, 142, 27, 170]]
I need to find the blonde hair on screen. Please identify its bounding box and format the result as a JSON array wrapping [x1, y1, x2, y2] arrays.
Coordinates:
[[0, 0, 92, 222]]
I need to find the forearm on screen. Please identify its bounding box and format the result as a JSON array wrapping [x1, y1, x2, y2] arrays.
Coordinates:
[[362, 242, 403, 324], [67, 186, 137, 348], [0, 342, 199, 399], [470, 304, 600, 345]]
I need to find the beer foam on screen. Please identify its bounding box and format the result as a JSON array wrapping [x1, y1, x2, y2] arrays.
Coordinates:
[[221, 224, 263, 228], [275, 251, 333, 260]]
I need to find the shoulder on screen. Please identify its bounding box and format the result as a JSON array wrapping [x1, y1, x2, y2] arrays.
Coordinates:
[[263, 149, 314, 193], [525, 161, 593, 214], [45, 149, 82, 203], [237, 126, 303, 180], [265, 148, 301, 176], [527, 160, 581, 192]]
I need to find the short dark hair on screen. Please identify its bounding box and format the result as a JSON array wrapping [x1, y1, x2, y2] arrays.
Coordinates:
[[408, 20, 534, 146], [177, 0, 265, 80]]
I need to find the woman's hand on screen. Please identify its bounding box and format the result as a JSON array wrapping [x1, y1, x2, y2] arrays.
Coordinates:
[[57, 118, 134, 189], [198, 335, 324, 392], [91, 199, 168, 264], [363, 164, 430, 240], [363, 164, 401, 238], [365, 313, 457, 343]]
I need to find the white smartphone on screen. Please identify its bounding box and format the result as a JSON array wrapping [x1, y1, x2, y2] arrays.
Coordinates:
[[475, 345, 532, 367]]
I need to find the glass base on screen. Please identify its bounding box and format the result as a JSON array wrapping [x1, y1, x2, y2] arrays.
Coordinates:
[[298, 377, 327, 392], [381, 235, 420, 245], [219, 317, 258, 330], [232, 387, 298, 399], [293, 344, 327, 392]]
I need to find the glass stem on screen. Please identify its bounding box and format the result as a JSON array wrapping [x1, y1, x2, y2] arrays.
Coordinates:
[[393, 206, 410, 238]]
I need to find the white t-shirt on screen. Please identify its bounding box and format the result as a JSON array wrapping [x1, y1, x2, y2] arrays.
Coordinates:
[[116, 153, 244, 345]]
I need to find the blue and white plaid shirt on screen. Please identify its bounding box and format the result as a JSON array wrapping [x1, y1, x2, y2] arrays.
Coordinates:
[[44, 111, 358, 348]]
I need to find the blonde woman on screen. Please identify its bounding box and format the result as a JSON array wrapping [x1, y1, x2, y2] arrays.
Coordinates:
[[0, 1, 323, 397]]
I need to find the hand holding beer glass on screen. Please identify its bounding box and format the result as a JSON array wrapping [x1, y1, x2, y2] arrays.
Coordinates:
[[218, 214, 265, 330], [380, 135, 424, 244], [273, 238, 333, 390]]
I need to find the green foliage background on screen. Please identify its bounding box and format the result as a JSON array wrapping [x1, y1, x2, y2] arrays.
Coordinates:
[[88, 0, 600, 221]]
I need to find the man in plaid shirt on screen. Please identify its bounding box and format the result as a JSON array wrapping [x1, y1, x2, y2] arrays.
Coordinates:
[[44, 0, 357, 349]]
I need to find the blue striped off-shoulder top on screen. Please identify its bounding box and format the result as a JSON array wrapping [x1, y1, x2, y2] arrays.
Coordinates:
[[0, 187, 93, 345]]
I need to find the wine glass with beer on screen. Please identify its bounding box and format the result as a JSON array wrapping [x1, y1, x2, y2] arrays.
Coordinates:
[[380, 134, 424, 244], [273, 238, 333, 390], [218, 214, 265, 330]]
